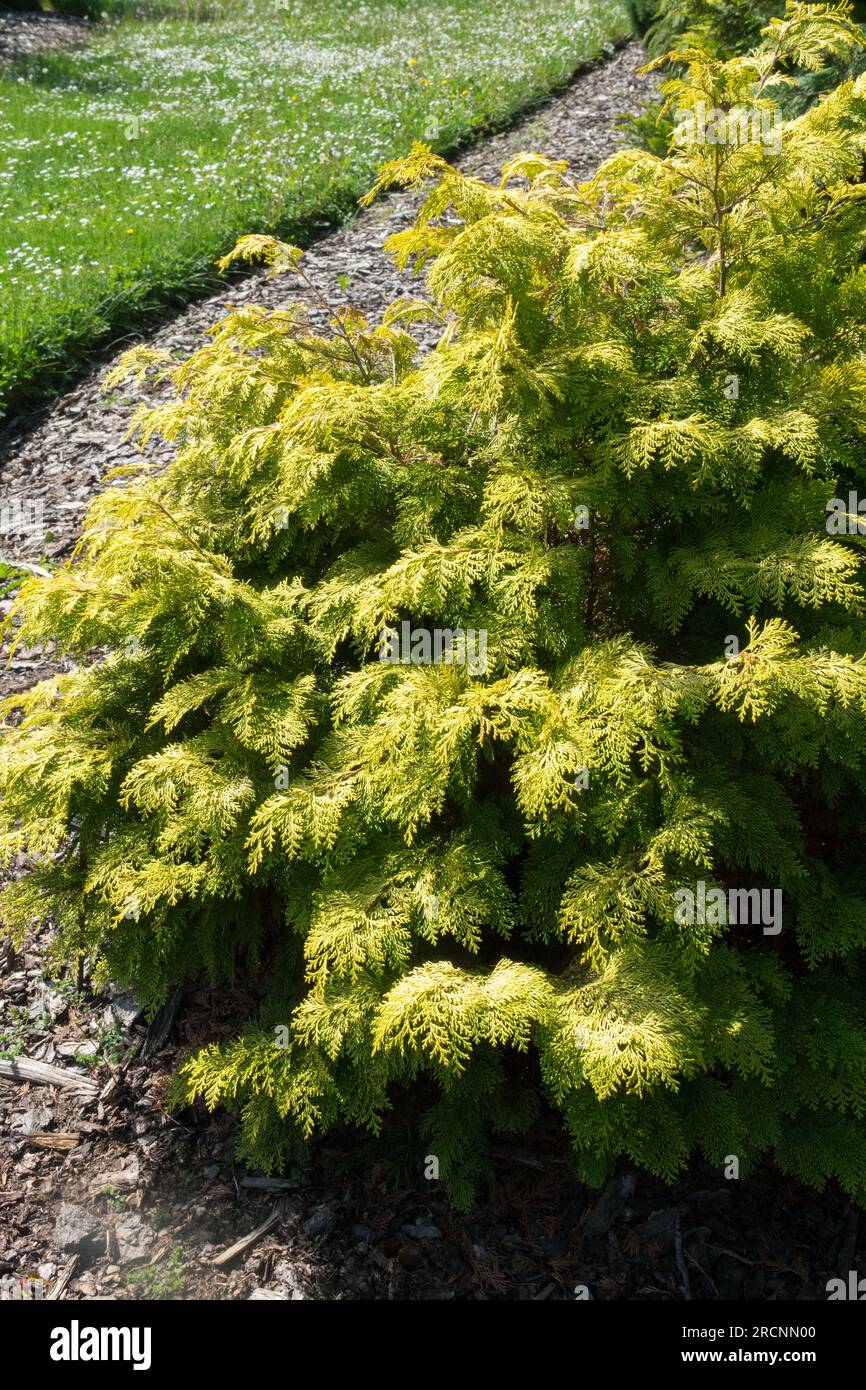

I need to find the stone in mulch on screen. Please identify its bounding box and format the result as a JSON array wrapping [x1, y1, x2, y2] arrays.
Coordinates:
[[54, 1203, 103, 1259]]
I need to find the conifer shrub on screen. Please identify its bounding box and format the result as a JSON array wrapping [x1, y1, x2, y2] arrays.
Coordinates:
[[622, 0, 866, 156], [639, 0, 866, 58], [627, 0, 778, 59], [4, 3, 866, 1206]]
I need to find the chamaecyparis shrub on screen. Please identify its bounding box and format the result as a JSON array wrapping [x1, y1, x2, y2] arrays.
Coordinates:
[[620, 0, 779, 157], [627, 0, 779, 58], [4, 2, 866, 1207], [621, 0, 866, 155]]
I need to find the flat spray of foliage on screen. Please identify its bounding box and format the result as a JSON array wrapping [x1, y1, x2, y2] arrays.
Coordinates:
[[627, 0, 781, 58], [4, 3, 866, 1206]]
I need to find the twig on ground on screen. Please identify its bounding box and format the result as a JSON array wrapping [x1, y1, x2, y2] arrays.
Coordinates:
[[99, 1035, 144, 1104], [674, 1215, 692, 1300], [0, 1057, 98, 1097], [210, 1208, 281, 1268], [46, 1255, 78, 1301], [24, 1132, 80, 1151], [240, 1176, 302, 1192]]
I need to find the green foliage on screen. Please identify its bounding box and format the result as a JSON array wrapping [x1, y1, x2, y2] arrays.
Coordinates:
[[0, 1004, 31, 1059], [0, 562, 31, 600], [625, 0, 658, 34], [622, 0, 866, 156], [638, 0, 779, 58], [43, 1, 101, 14], [125, 1244, 186, 1299], [5, 3, 866, 1207]]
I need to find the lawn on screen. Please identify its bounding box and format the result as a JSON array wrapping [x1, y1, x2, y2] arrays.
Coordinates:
[[0, 0, 630, 414]]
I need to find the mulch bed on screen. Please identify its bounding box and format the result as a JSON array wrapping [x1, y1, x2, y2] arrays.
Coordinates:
[[0, 10, 90, 65]]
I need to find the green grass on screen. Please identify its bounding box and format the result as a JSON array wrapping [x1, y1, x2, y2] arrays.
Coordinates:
[[0, 0, 631, 415]]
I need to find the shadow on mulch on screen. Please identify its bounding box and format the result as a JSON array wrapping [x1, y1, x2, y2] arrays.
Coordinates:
[[1, 946, 863, 1302], [78, 1113, 862, 1301]]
